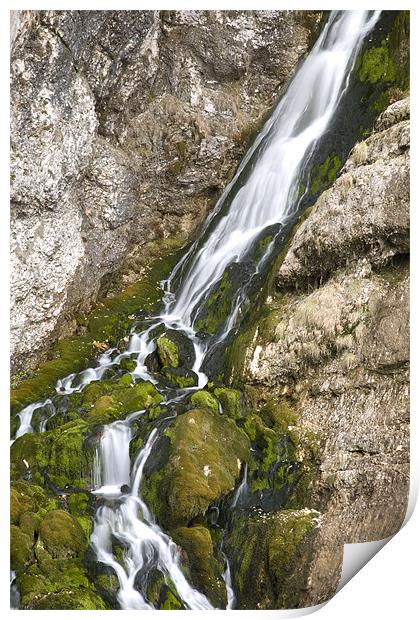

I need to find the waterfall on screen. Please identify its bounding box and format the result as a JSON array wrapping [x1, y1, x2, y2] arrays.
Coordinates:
[[162, 10, 381, 345], [13, 10, 381, 610], [93, 422, 132, 496], [91, 426, 214, 610], [231, 463, 248, 509]]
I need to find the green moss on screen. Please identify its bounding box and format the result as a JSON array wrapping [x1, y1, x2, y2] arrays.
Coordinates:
[[38, 509, 87, 559], [44, 422, 93, 488], [172, 525, 227, 608], [27, 589, 108, 610], [141, 468, 166, 521], [119, 357, 137, 372], [194, 271, 233, 335], [10, 432, 49, 479], [11, 525, 34, 570], [358, 42, 396, 84], [176, 140, 188, 158], [162, 367, 196, 389], [226, 509, 319, 609], [83, 379, 162, 426], [213, 387, 241, 419], [191, 390, 219, 414], [142, 408, 250, 527], [10, 338, 95, 416], [310, 153, 342, 196], [354, 11, 409, 117], [19, 512, 41, 539], [11, 248, 181, 414], [156, 335, 179, 368], [161, 589, 184, 610]]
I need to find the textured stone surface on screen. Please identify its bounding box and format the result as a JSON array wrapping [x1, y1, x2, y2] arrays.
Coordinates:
[[278, 98, 409, 289], [10, 9, 322, 375], [241, 98, 410, 605]]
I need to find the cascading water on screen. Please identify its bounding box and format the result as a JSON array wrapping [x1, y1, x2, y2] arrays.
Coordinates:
[[13, 11, 381, 609], [91, 426, 213, 610]]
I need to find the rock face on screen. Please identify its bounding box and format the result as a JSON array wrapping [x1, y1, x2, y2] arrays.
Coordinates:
[[240, 98, 410, 605], [10, 9, 322, 376]]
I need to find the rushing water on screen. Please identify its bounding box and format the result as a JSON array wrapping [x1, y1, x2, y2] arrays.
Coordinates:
[[13, 11, 380, 609]]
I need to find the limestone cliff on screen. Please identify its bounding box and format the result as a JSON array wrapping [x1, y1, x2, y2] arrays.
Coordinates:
[[238, 97, 410, 605], [10, 9, 322, 376]]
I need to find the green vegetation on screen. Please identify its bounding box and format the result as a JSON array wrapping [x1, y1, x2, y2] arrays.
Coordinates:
[[310, 154, 342, 196], [156, 335, 179, 368], [226, 509, 319, 609], [172, 525, 227, 608], [142, 408, 250, 528], [191, 390, 219, 414], [195, 271, 233, 335], [11, 248, 181, 414]]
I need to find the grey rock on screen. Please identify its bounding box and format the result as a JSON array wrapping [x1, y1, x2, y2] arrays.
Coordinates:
[[278, 98, 410, 289], [10, 9, 322, 375], [242, 99, 410, 606]]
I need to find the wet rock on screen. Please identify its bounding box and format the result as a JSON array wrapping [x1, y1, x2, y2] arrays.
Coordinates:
[[38, 509, 87, 559], [142, 408, 250, 527], [156, 334, 179, 368], [190, 390, 219, 414], [239, 98, 410, 606], [278, 98, 410, 289], [225, 508, 320, 609], [172, 525, 227, 608]]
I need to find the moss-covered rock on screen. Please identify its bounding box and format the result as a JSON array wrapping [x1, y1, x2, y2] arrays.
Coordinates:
[[172, 525, 227, 608], [38, 509, 88, 559], [11, 247, 181, 414], [225, 508, 320, 609], [213, 387, 242, 419], [27, 588, 108, 610], [162, 366, 196, 389], [156, 335, 179, 368], [11, 525, 34, 570], [194, 270, 234, 335], [142, 408, 250, 527], [146, 571, 184, 610], [191, 390, 219, 414]]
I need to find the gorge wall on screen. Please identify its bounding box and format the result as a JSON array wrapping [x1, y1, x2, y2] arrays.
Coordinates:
[[11, 9, 322, 377], [233, 96, 410, 605]]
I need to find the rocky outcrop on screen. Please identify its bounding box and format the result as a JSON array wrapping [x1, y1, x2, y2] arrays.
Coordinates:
[[11, 9, 322, 376], [239, 97, 410, 605]]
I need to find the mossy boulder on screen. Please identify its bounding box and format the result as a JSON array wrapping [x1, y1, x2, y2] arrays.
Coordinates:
[[162, 366, 197, 389], [225, 508, 320, 609], [146, 571, 184, 610], [172, 525, 227, 608], [142, 408, 250, 527], [38, 509, 88, 559], [11, 525, 34, 570], [190, 390, 219, 414], [83, 379, 162, 425], [156, 334, 179, 368], [213, 387, 242, 419], [27, 588, 108, 610], [10, 420, 96, 489], [14, 530, 109, 610]]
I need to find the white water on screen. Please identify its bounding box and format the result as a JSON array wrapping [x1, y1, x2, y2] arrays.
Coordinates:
[[162, 10, 380, 339], [231, 463, 248, 509], [13, 10, 380, 609], [91, 427, 214, 609]]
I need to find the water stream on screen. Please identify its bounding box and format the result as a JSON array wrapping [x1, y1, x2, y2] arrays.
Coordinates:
[[12, 11, 380, 609]]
